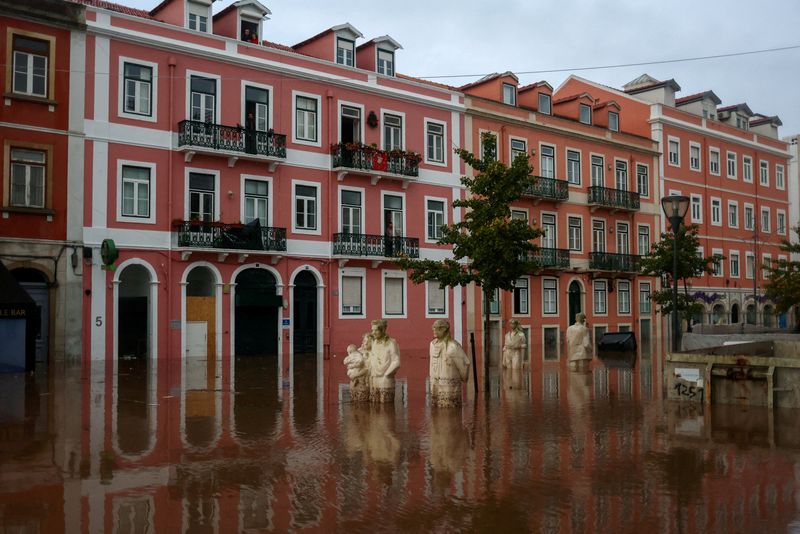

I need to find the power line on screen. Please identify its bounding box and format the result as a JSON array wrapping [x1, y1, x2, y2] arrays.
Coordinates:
[[418, 44, 800, 80]]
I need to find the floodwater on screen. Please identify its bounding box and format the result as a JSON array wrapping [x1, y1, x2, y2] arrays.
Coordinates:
[[1, 351, 800, 533]]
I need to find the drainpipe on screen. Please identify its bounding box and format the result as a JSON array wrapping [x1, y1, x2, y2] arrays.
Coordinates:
[[326, 88, 334, 358], [168, 57, 176, 360]]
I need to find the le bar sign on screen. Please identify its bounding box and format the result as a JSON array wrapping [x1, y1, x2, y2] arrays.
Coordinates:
[[0, 307, 28, 318]]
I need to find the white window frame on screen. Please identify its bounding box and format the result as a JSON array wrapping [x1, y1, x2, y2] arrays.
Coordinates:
[[380, 108, 406, 151], [614, 158, 629, 191], [185, 70, 221, 124], [728, 200, 739, 229], [568, 214, 583, 252], [689, 142, 701, 171], [425, 280, 448, 318], [381, 190, 407, 239], [593, 280, 608, 316], [240, 174, 273, 226], [743, 156, 753, 183], [566, 147, 581, 185], [186, 1, 211, 32], [183, 167, 220, 221], [690, 194, 703, 224], [709, 147, 721, 176], [382, 270, 407, 319], [540, 211, 558, 249], [667, 137, 680, 167], [118, 57, 158, 122], [539, 143, 556, 179], [710, 197, 722, 227], [292, 90, 322, 147], [636, 162, 649, 197], [762, 253, 772, 279], [512, 276, 530, 317], [639, 281, 652, 315], [726, 151, 737, 179], [590, 153, 604, 187], [338, 185, 365, 234], [637, 224, 650, 255], [608, 111, 619, 132], [617, 280, 631, 315], [579, 103, 592, 125], [292, 179, 321, 235], [777, 209, 787, 235], [542, 277, 558, 315], [339, 267, 366, 319], [424, 118, 447, 166], [510, 207, 529, 222], [729, 250, 740, 278], [424, 195, 448, 243], [117, 160, 155, 224], [760, 207, 771, 233], [538, 92, 551, 115], [759, 160, 769, 186], [335, 36, 355, 67], [502, 83, 516, 106], [776, 164, 785, 190], [242, 80, 275, 133], [746, 252, 755, 280], [712, 248, 724, 277], [509, 136, 528, 166], [591, 217, 607, 253]]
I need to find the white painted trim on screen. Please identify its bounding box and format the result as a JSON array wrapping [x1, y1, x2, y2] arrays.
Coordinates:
[[759, 159, 770, 187], [288, 264, 325, 357], [760, 206, 771, 233], [709, 196, 722, 227], [116, 159, 157, 224], [423, 194, 448, 243], [117, 56, 159, 123], [424, 117, 448, 167], [616, 279, 632, 315], [567, 213, 584, 252], [94, 36, 110, 122], [661, 175, 789, 204], [636, 222, 651, 255], [336, 99, 365, 144], [541, 324, 560, 362], [240, 79, 274, 131], [688, 141, 702, 172], [92, 141, 109, 228], [592, 279, 608, 316], [564, 145, 582, 186], [381, 190, 407, 238], [777, 208, 787, 235], [743, 155, 754, 183], [339, 266, 366, 319], [613, 157, 629, 190], [727, 199, 739, 229], [185, 69, 221, 124], [424, 279, 448, 319], [291, 179, 322, 235], [291, 90, 323, 147], [726, 150, 738, 179], [379, 107, 407, 150], [510, 206, 529, 223], [711, 247, 724, 277], [729, 249, 741, 278], [541, 276, 558, 316], [708, 146, 721, 176], [667, 136, 681, 167], [228, 262, 284, 361], [690, 193, 703, 224], [239, 173, 273, 226], [337, 184, 366, 233], [511, 276, 530, 318], [184, 167, 221, 220], [381, 269, 407, 319]]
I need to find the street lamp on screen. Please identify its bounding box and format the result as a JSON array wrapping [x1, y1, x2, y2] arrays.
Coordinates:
[[661, 195, 690, 353]]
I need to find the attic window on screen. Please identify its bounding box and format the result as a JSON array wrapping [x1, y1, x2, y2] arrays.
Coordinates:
[[736, 114, 749, 130], [608, 111, 619, 132], [579, 103, 592, 125], [377, 49, 394, 76], [538, 93, 551, 115], [502, 83, 516, 106], [187, 2, 209, 33], [240, 21, 259, 43], [337, 37, 355, 67]]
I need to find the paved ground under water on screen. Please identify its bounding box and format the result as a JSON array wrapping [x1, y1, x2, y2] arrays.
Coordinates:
[[1, 353, 799, 533]]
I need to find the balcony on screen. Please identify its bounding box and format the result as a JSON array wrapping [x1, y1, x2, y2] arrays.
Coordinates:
[[177, 120, 286, 169], [588, 186, 640, 212], [331, 143, 420, 189], [589, 252, 640, 273], [333, 233, 419, 265], [175, 220, 286, 262], [522, 176, 569, 203], [532, 247, 570, 269]]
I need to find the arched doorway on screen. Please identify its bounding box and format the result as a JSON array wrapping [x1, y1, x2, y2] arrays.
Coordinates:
[[11, 268, 48, 364], [293, 271, 318, 354], [746, 304, 757, 325], [731, 303, 740, 324], [568, 281, 582, 325], [118, 264, 151, 358], [763, 305, 774, 327], [235, 268, 279, 356], [711, 304, 724, 325]]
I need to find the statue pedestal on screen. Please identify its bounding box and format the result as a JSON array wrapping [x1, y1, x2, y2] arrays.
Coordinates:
[[349, 380, 370, 402], [431, 378, 463, 407], [370, 377, 395, 404]]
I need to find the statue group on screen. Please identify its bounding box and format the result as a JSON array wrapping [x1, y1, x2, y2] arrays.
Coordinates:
[[501, 313, 593, 373], [344, 319, 471, 407]]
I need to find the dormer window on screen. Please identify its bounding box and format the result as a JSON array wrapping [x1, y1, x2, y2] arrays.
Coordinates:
[[608, 111, 619, 132], [336, 37, 355, 67], [188, 2, 209, 32], [579, 103, 592, 125], [538, 93, 551, 115], [240, 20, 259, 43], [502, 83, 516, 106], [377, 49, 394, 76], [736, 114, 749, 130]]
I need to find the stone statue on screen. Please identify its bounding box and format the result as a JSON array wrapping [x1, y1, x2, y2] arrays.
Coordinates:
[[368, 320, 400, 403], [429, 319, 471, 407], [566, 312, 592, 371], [343, 333, 372, 402], [502, 319, 526, 370]]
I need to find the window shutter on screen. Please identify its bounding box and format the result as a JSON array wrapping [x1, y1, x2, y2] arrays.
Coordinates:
[[342, 276, 361, 309], [427, 281, 445, 313], [385, 277, 403, 314]]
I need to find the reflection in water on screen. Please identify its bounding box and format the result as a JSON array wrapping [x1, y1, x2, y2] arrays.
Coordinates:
[[1, 356, 800, 533]]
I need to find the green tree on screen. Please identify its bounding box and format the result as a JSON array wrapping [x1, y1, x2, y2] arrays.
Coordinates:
[[395, 133, 543, 390], [639, 224, 717, 328], [765, 227, 800, 328]]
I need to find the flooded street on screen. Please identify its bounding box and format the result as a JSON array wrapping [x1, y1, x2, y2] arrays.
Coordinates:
[[1, 353, 800, 533]]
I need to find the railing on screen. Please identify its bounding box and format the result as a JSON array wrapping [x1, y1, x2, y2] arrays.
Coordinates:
[[589, 252, 640, 272], [331, 143, 420, 178], [587, 186, 640, 211], [523, 176, 569, 201], [177, 120, 287, 159], [176, 221, 287, 252], [532, 247, 571, 269], [333, 233, 419, 258]]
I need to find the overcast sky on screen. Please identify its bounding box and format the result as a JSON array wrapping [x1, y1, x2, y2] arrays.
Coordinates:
[[123, 0, 800, 136]]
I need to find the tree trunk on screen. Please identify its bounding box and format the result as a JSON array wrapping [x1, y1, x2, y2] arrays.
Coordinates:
[[483, 288, 491, 392]]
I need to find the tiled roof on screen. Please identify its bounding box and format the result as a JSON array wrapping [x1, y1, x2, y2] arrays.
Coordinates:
[[675, 90, 722, 106], [553, 92, 592, 105], [519, 80, 552, 92], [396, 73, 457, 91], [70, 0, 153, 18]]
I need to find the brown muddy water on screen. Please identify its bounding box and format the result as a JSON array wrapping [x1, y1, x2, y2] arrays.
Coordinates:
[[1, 354, 799, 533]]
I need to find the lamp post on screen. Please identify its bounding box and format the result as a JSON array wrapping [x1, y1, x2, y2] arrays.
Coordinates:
[[661, 195, 690, 353]]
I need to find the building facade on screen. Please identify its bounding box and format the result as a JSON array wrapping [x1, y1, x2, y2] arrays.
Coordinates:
[[460, 72, 662, 363], [0, 0, 86, 363]]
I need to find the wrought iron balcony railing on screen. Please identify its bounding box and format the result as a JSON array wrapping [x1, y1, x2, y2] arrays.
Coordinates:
[[523, 176, 569, 201], [176, 221, 287, 252], [177, 120, 287, 159], [333, 233, 419, 258], [532, 247, 571, 269], [331, 143, 420, 178], [587, 186, 640, 211], [589, 252, 640, 272]]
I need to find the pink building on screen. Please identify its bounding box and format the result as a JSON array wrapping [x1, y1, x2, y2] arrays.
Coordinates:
[[76, 0, 466, 384]]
